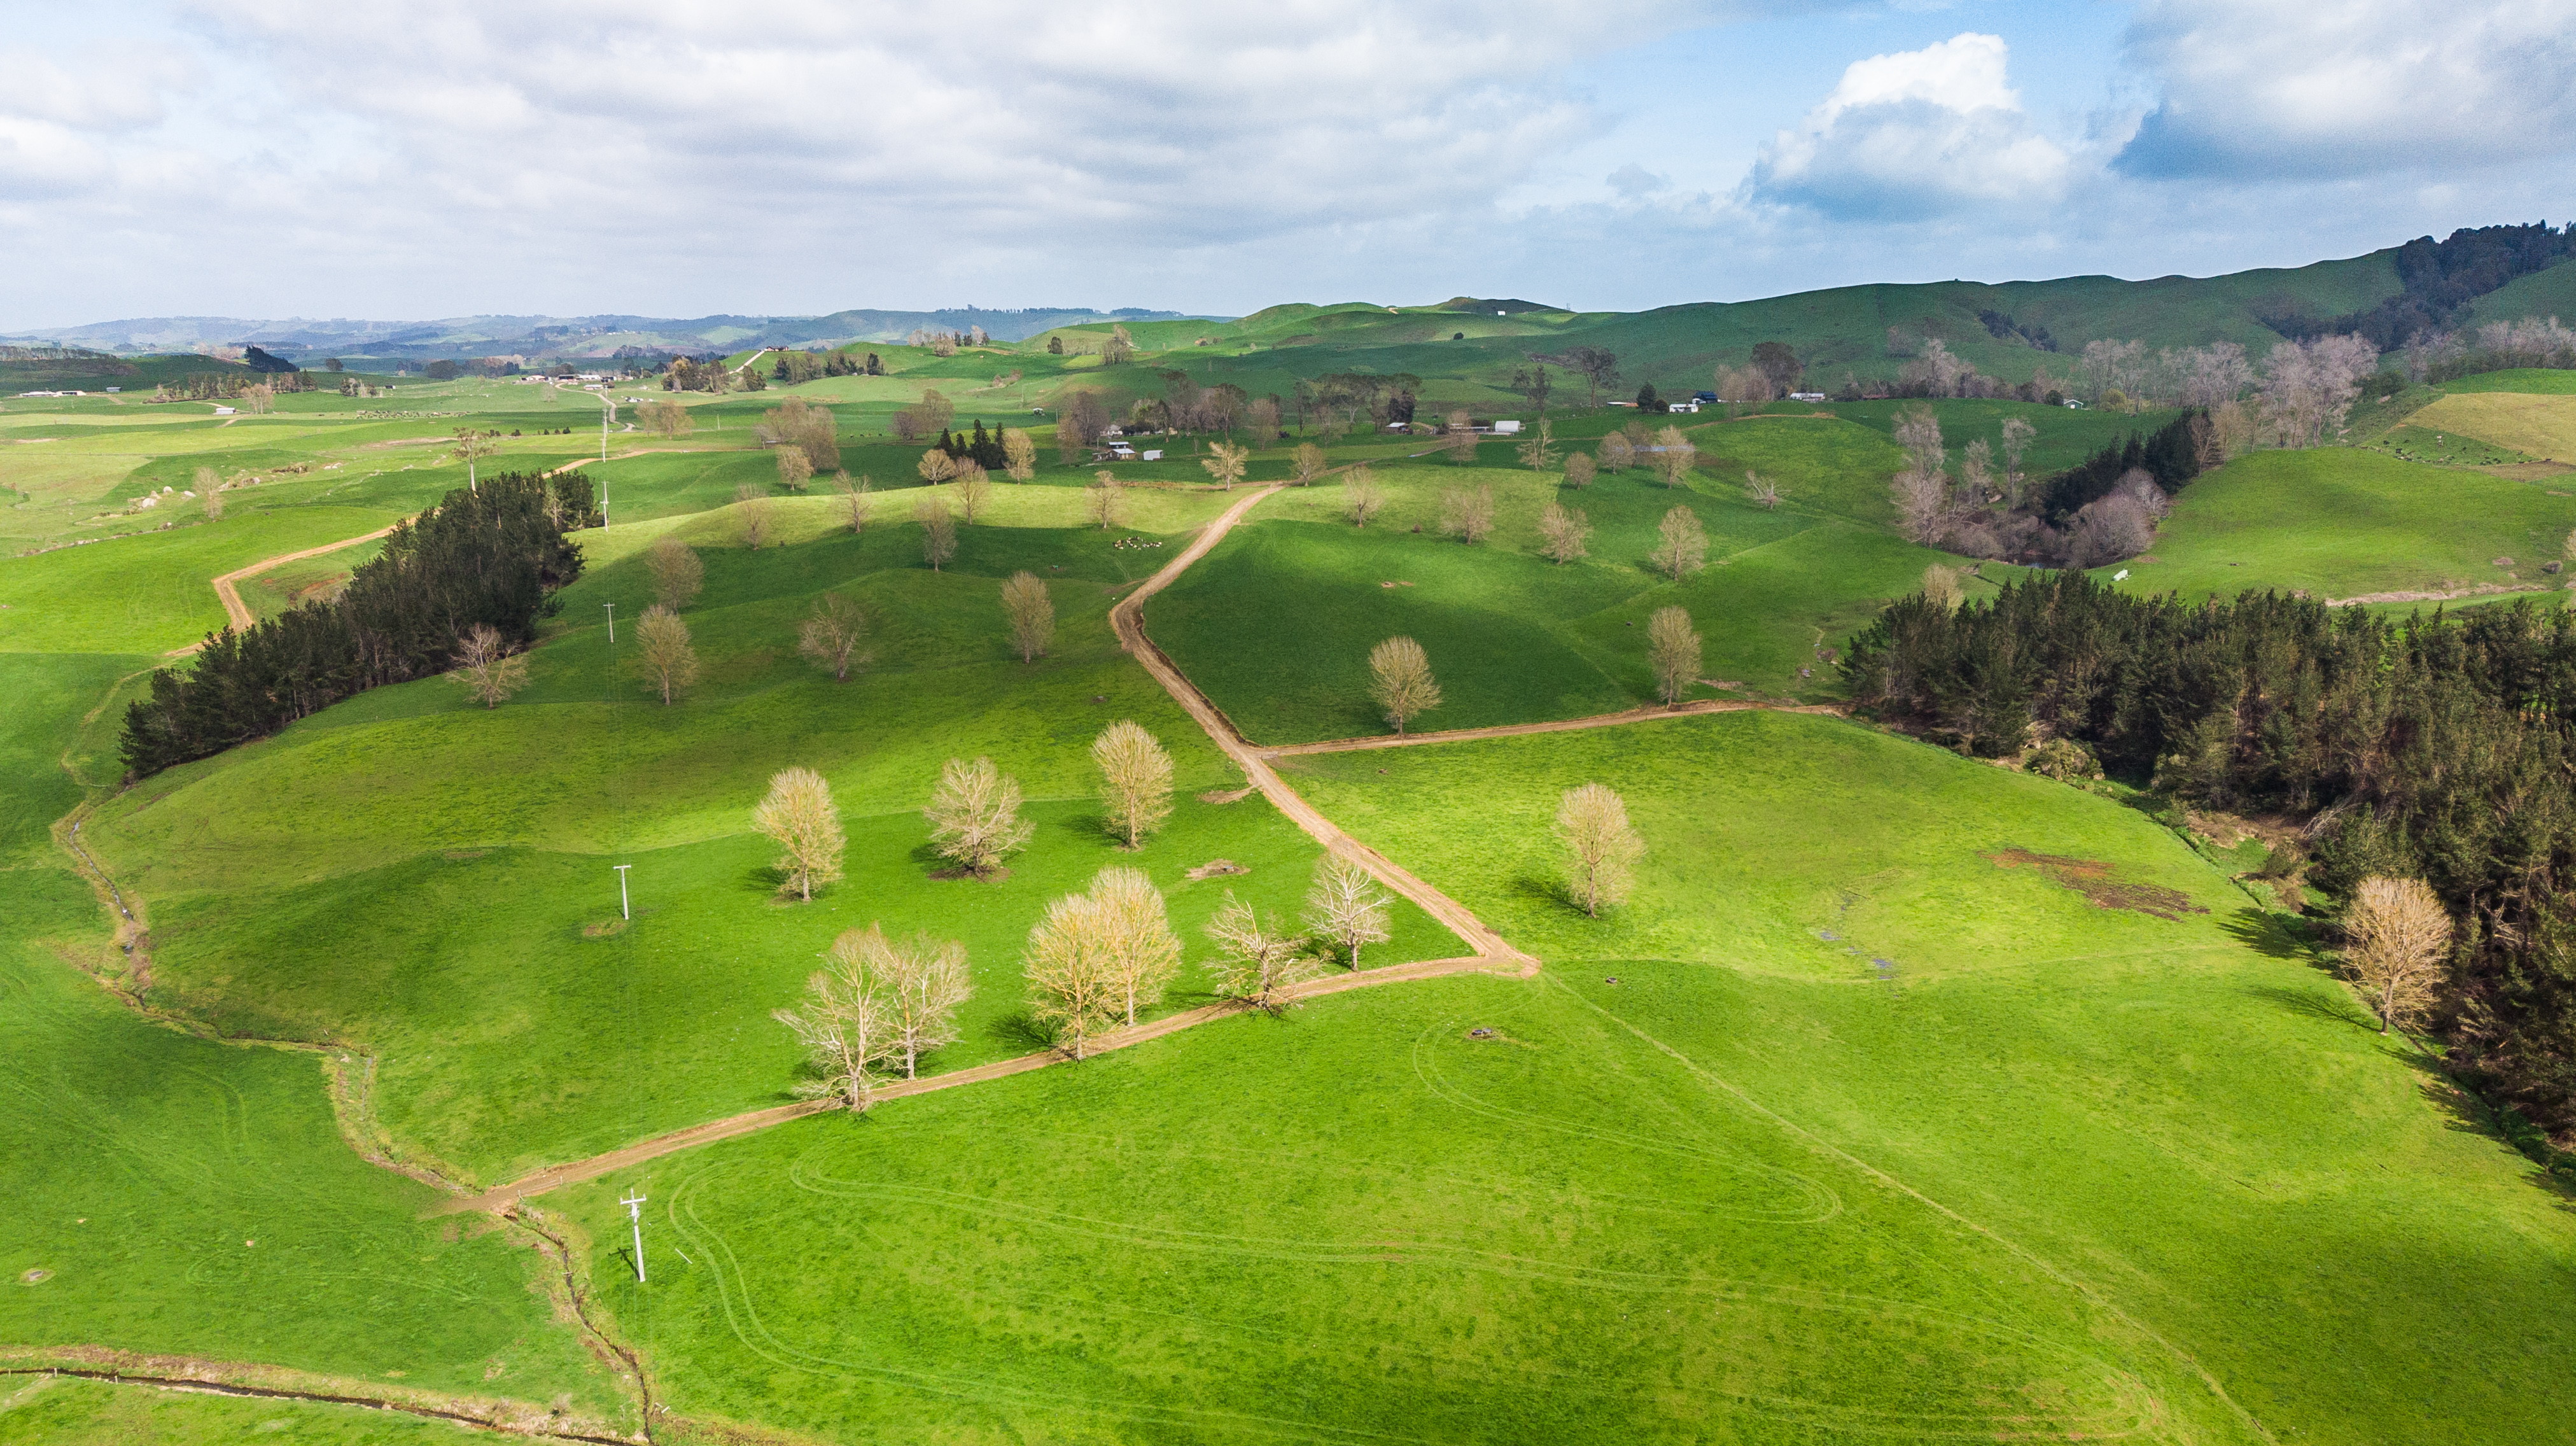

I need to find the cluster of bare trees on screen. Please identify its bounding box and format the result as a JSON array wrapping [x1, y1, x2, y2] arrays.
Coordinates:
[[756, 398, 840, 474], [890, 388, 955, 444], [638, 398, 693, 439], [1888, 405, 2186, 568], [775, 923, 973, 1110], [1591, 422, 1696, 487], [2398, 317, 2576, 383]]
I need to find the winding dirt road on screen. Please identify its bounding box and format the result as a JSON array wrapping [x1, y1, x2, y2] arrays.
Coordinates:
[[165, 526, 399, 654]]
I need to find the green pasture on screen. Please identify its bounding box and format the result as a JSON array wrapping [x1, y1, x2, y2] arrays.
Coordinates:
[[540, 709, 2575, 1445], [0, 652, 623, 1419], [0, 1375, 488, 1445], [2436, 368, 2576, 396], [83, 509, 1459, 1182], [2103, 447, 2576, 603]]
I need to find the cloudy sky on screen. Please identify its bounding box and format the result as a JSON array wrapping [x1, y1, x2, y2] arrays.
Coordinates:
[[4, 0, 2572, 326]]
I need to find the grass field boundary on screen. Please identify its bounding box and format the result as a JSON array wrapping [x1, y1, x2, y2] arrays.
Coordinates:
[[1260, 698, 1846, 756], [0, 1352, 637, 1445]]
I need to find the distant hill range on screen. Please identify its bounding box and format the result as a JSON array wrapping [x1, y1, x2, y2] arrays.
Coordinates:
[[0, 306, 1208, 364]]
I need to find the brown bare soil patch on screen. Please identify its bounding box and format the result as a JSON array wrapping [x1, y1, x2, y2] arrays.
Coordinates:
[[18, 1269, 50, 1284], [1197, 787, 1254, 804], [928, 866, 1011, 882], [579, 919, 627, 939], [1986, 849, 2208, 920], [444, 849, 489, 861], [1186, 859, 1249, 880]]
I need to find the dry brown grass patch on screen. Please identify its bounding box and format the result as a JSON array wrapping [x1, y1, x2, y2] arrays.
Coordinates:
[[1985, 849, 2208, 920]]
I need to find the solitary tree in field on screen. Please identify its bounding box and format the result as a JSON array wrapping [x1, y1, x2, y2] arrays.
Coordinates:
[[446, 624, 531, 708], [1002, 427, 1037, 482], [1303, 850, 1392, 970], [753, 765, 846, 902], [1646, 606, 1701, 706], [924, 755, 1032, 876], [832, 470, 871, 533], [1515, 419, 1559, 473], [1202, 439, 1250, 491], [1597, 433, 1634, 473], [1087, 470, 1122, 529], [735, 483, 774, 549], [452, 427, 500, 492], [775, 446, 815, 493], [836, 923, 971, 1078], [1562, 452, 1595, 490], [1343, 464, 1383, 528], [195, 465, 224, 520], [640, 398, 693, 439], [1649, 505, 1708, 580], [1651, 426, 1695, 488], [916, 493, 958, 570], [797, 591, 872, 681], [1439, 484, 1496, 544], [1023, 890, 1121, 1058], [1206, 892, 1320, 1011], [773, 955, 892, 1111], [1368, 635, 1441, 734], [634, 603, 698, 705], [1092, 719, 1173, 848], [1741, 470, 1779, 510], [1509, 362, 1554, 415], [947, 463, 990, 524], [1093, 866, 1181, 1025], [1537, 500, 1590, 564], [918, 448, 958, 485], [1292, 441, 1327, 486], [647, 536, 704, 610], [1557, 782, 1644, 917], [1002, 570, 1054, 663], [2342, 876, 2451, 1035]]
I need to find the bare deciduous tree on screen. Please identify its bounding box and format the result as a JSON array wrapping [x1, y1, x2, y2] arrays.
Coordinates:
[[1087, 470, 1121, 529], [1922, 563, 1965, 610], [1369, 635, 1440, 734], [1563, 451, 1597, 489], [1205, 892, 1320, 1012], [1343, 465, 1383, 527], [1092, 719, 1173, 848], [1998, 417, 2036, 506], [1892, 405, 1945, 479], [634, 603, 697, 704], [1443, 411, 1480, 463], [1023, 890, 1121, 1059], [1537, 500, 1590, 564], [1959, 438, 1993, 502], [1597, 433, 1634, 473], [1890, 469, 1946, 546], [1439, 484, 1496, 544], [640, 398, 693, 438], [773, 957, 892, 1111], [915, 493, 957, 570], [918, 448, 958, 485], [647, 537, 703, 610], [1092, 866, 1180, 1025], [452, 427, 500, 492], [1291, 441, 1327, 486], [735, 483, 774, 549], [797, 591, 872, 681], [753, 765, 846, 902], [1649, 505, 1708, 580], [1002, 570, 1054, 663], [1303, 850, 1392, 970], [1557, 782, 1643, 916], [1651, 426, 1696, 488], [1002, 427, 1037, 482], [953, 463, 993, 523], [1646, 605, 1700, 706], [924, 755, 1032, 876], [1742, 470, 1779, 509], [1515, 419, 1560, 472], [775, 446, 815, 493], [844, 923, 972, 1078], [1202, 439, 1250, 491], [832, 470, 871, 533], [195, 465, 225, 520], [2342, 876, 2450, 1035], [446, 624, 530, 708]]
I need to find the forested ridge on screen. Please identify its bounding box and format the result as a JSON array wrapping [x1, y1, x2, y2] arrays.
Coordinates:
[[120, 472, 589, 778], [1844, 573, 2576, 1134]]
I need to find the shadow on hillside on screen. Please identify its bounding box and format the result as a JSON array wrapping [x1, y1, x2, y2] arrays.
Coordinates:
[[2218, 904, 2313, 962], [2395, 1046, 2576, 1208], [2242, 981, 2379, 1035], [985, 1010, 1053, 1054]]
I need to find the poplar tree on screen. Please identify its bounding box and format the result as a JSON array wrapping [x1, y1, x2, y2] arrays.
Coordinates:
[[1091, 720, 1174, 848]]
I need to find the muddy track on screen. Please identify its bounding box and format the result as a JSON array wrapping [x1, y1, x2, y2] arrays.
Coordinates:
[[1259, 699, 1845, 757], [0, 1351, 638, 1444]]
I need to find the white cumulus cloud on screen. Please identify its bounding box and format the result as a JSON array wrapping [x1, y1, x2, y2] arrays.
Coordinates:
[[2117, 0, 2576, 178], [1749, 32, 2069, 218]]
